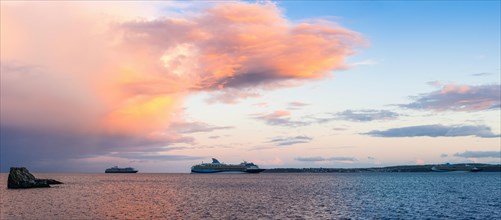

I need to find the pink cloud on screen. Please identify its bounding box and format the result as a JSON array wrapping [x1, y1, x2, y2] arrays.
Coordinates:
[[441, 84, 471, 94], [415, 159, 425, 165], [402, 84, 500, 112], [117, 1, 364, 92], [0, 2, 364, 169], [270, 110, 291, 118], [2, 2, 363, 134]]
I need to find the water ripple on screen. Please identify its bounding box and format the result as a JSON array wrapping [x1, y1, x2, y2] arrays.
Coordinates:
[[1, 173, 500, 219]]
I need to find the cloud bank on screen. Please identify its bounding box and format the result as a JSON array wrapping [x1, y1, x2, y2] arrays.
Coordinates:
[[269, 136, 313, 146], [295, 156, 356, 162], [252, 110, 309, 127], [117, 1, 364, 92], [0, 2, 363, 171], [454, 151, 501, 158], [364, 124, 500, 138], [336, 109, 399, 121], [471, 72, 494, 77], [1, 1, 363, 131], [401, 84, 500, 112], [170, 122, 233, 134], [252, 110, 337, 127]]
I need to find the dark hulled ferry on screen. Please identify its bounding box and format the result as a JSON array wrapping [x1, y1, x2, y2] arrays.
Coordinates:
[[105, 166, 138, 173]]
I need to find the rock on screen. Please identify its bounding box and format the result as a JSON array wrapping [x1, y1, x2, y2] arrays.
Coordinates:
[[7, 167, 63, 189], [46, 179, 63, 184]]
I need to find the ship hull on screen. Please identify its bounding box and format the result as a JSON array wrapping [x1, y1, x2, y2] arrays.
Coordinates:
[[245, 169, 266, 173], [105, 170, 138, 173]]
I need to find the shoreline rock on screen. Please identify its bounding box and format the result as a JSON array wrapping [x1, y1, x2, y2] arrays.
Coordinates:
[[7, 167, 63, 189]]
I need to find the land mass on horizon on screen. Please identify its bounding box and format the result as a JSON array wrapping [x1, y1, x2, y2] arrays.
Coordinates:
[[263, 163, 501, 173]]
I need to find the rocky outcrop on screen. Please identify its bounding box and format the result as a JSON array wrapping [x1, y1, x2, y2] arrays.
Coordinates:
[[7, 167, 63, 189]]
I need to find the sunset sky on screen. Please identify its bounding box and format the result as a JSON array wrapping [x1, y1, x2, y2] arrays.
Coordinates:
[[1, 1, 500, 172]]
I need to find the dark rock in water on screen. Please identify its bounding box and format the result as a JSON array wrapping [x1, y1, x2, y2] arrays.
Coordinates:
[[46, 179, 63, 184], [7, 167, 63, 189]]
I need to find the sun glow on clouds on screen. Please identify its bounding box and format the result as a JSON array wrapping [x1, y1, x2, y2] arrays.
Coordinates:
[[104, 95, 179, 133], [0, 1, 364, 170], [1, 1, 363, 135], [160, 44, 200, 77], [117, 1, 364, 92]]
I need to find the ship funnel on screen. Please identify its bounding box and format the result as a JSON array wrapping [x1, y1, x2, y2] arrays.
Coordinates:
[[212, 158, 221, 164]]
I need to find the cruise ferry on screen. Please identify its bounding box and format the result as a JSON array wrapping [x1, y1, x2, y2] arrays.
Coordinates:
[[191, 158, 265, 173], [105, 166, 138, 173]]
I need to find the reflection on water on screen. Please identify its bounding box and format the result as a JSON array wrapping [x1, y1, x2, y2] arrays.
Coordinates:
[[1, 173, 500, 219]]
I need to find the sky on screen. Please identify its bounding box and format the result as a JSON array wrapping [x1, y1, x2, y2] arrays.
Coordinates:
[[1, 1, 500, 173]]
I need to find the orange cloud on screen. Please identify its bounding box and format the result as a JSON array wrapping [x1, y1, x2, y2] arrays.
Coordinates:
[[441, 84, 471, 94], [271, 110, 291, 117], [103, 95, 180, 134], [1, 1, 363, 136], [118, 1, 364, 91]]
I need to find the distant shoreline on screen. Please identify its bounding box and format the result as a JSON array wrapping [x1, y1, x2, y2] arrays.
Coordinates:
[[263, 163, 501, 173]]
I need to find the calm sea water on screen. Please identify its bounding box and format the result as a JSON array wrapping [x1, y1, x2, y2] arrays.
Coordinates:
[[1, 172, 500, 219]]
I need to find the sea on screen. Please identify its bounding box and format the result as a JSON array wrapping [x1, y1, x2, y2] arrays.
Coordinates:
[[1, 172, 500, 219]]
